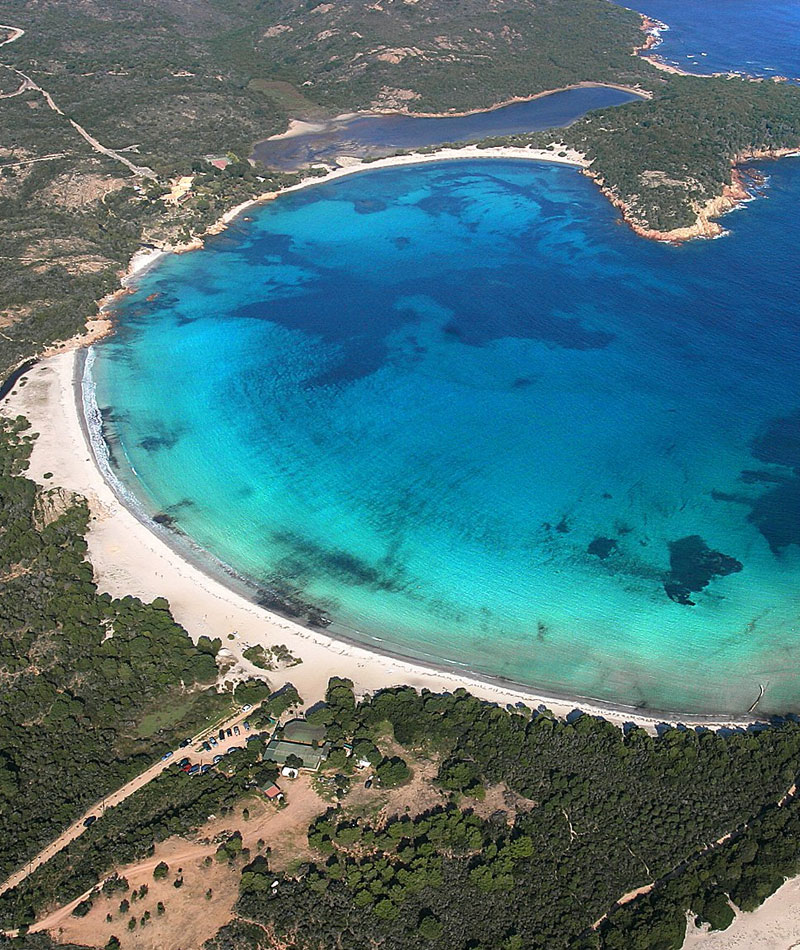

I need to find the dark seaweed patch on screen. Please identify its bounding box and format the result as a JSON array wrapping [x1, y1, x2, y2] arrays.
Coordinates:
[[751, 409, 800, 470], [255, 583, 332, 627], [555, 517, 570, 534], [442, 321, 466, 340], [663, 535, 742, 606], [747, 479, 800, 554], [353, 198, 387, 214], [713, 411, 800, 554], [139, 431, 182, 452], [537, 621, 548, 642], [588, 536, 618, 559], [417, 193, 470, 217], [740, 469, 791, 485], [392, 236, 411, 249], [270, 531, 405, 593]]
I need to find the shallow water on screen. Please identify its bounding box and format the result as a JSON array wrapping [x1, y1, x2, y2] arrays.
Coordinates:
[[252, 86, 640, 170], [91, 156, 800, 715], [628, 0, 800, 78]]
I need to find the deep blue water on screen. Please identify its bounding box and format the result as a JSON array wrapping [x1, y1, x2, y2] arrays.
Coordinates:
[[253, 86, 640, 170], [628, 0, 800, 77], [90, 156, 800, 714]]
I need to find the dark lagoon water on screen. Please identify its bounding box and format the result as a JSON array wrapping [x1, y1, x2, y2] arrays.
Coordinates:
[[629, 0, 800, 78], [89, 155, 800, 715], [253, 85, 641, 170]]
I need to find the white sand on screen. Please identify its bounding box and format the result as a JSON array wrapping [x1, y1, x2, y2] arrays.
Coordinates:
[[186, 145, 593, 246], [266, 118, 329, 140], [0, 351, 761, 735], [682, 879, 800, 949]]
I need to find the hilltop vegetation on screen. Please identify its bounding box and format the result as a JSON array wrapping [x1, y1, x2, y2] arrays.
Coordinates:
[[1, 0, 799, 377], [250, 0, 648, 113], [553, 74, 800, 233]]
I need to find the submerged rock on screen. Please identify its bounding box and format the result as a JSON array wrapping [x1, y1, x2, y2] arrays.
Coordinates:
[[588, 536, 618, 559]]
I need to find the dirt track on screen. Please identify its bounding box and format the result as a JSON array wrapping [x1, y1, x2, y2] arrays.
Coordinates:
[[0, 703, 264, 899]]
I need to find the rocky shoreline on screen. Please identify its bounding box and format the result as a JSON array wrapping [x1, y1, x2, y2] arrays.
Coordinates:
[[586, 147, 800, 243]]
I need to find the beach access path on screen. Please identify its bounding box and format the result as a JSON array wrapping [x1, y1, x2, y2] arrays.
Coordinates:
[[0, 702, 265, 901]]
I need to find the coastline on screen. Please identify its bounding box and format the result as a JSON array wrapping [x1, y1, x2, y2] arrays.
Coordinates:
[[326, 80, 652, 121], [0, 348, 766, 733], [143, 144, 592, 257], [160, 131, 800, 258], [165, 142, 800, 255], [587, 148, 800, 243]]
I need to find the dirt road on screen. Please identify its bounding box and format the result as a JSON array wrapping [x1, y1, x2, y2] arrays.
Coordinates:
[[0, 703, 265, 899], [0, 23, 156, 178]]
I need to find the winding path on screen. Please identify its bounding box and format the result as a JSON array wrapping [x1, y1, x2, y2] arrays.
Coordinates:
[[0, 23, 156, 178]]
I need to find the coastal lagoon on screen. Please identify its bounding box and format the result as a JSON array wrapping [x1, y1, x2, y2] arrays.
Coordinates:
[[253, 86, 640, 170], [89, 157, 800, 715]]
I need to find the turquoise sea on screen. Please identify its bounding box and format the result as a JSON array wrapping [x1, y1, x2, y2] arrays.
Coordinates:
[[89, 154, 800, 716]]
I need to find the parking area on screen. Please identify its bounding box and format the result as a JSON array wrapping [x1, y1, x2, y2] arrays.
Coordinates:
[[167, 705, 274, 777]]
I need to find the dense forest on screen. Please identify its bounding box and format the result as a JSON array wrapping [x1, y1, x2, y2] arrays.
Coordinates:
[[0, 418, 231, 882], [208, 680, 800, 950]]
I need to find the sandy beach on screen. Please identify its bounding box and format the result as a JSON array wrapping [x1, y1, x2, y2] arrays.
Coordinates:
[[0, 347, 765, 736], [187, 143, 592, 248], [682, 877, 800, 949]]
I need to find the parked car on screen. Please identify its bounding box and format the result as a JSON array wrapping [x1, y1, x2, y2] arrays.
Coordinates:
[[200, 764, 212, 774], [227, 746, 241, 754], [246, 735, 258, 743], [365, 778, 373, 789], [225, 728, 232, 738], [243, 721, 251, 731], [178, 757, 190, 768], [218, 729, 226, 740], [83, 816, 97, 827], [209, 737, 218, 747], [242, 704, 252, 712], [179, 738, 191, 748], [202, 741, 211, 751], [181, 762, 193, 772], [213, 754, 223, 764], [188, 764, 201, 775], [233, 725, 240, 736], [161, 751, 173, 760]]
